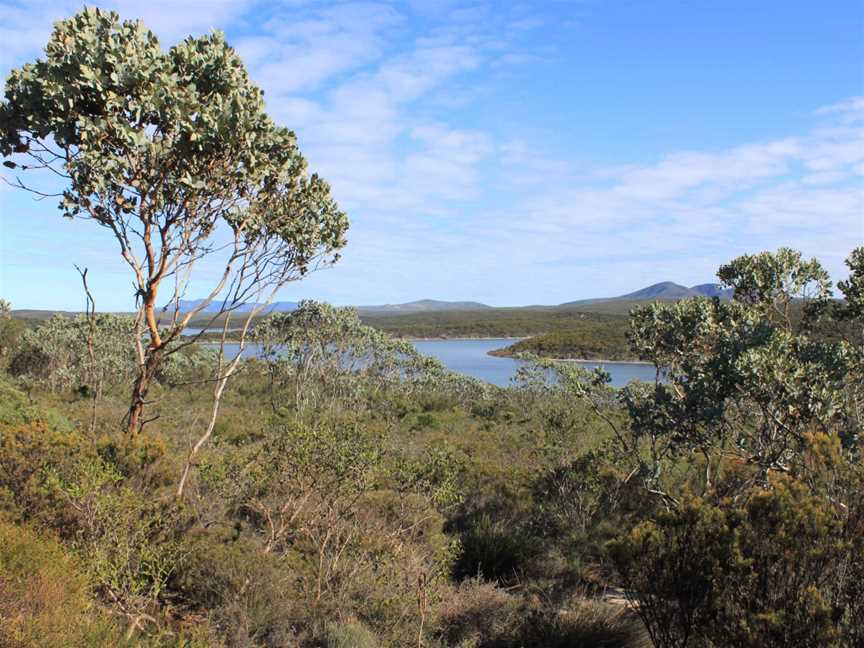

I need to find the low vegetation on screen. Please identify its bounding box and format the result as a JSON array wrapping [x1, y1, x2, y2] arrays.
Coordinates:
[[361, 308, 630, 340], [0, 246, 860, 647], [489, 323, 633, 361]]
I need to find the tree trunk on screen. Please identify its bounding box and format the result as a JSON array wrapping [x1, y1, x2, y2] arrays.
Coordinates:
[[126, 346, 161, 435], [126, 282, 164, 435]]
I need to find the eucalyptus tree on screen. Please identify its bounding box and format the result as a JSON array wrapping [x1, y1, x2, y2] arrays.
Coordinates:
[[623, 248, 858, 494], [536, 247, 863, 646], [515, 247, 862, 502], [254, 300, 475, 414], [0, 8, 348, 435], [12, 313, 137, 394]]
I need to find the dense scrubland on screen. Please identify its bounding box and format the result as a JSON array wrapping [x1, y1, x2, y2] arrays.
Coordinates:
[[0, 10, 862, 647], [1, 246, 862, 647]]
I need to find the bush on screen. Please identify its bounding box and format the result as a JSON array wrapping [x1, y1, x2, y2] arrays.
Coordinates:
[[173, 533, 299, 647], [435, 578, 522, 645], [324, 620, 381, 648], [0, 381, 185, 639], [435, 579, 646, 648], [0, 520, 124, 648], [415, 411, 442, 430], [609, 473, 863, 647], [453, 513, 537, 584], [519, 597, 647, 648], [194, 420, 458, 644]]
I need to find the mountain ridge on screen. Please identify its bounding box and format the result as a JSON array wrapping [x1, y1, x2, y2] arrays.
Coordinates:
[[557, 281, 733, 308], [151, 282, 733, 315]]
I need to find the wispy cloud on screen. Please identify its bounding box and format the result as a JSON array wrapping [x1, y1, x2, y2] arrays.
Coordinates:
[[0, 2, 861, 310]]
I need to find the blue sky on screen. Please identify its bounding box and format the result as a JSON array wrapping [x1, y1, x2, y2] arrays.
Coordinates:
[[1, 0, 862, 310]]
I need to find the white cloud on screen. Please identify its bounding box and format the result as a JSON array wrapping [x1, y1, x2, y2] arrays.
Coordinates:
[[0, 3, 860, 309], [242, 2, 402, 94], [0, 0, 257, 72]]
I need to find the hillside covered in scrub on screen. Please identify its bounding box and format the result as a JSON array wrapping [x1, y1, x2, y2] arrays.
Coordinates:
[[488, 323, 634, 361], [1, 246, 862, 647]]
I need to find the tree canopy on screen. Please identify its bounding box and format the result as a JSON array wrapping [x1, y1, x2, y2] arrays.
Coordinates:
[[0, 8, 348, 432]]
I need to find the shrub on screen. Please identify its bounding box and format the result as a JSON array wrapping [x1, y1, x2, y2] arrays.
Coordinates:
[[435, 580, 646, 648], [452, 513, 538, 584], [435, 578, 522, 646], [0, 383, 185, 639], [415, 411, 442, 430], [195, 420, 458, 644], [519, 597, 647, 648], [609, 474, 863, 647], [0, 520, 124, 647], [9, 314, 136, 394], [173, 533, 299, 647], [324, 620, 381, 648]]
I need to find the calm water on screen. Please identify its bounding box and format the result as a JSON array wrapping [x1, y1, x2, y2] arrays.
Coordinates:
[[412, 338, 655, 388], [212, 338, 656, 388]]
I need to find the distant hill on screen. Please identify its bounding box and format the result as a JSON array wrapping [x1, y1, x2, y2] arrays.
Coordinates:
[[616, 281, 699, 301], [558, 282, 733, 308], [357, 299, 493, 314], [158, 298, 492, 316], [16, 284, 730, 324]]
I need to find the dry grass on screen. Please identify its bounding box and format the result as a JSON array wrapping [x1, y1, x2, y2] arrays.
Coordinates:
[[435, 578, 649, 648]]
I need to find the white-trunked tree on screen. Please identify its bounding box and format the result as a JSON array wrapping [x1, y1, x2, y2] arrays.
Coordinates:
[[0, 8, 348, 492]]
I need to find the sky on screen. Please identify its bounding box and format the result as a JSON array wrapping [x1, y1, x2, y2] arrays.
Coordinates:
[[0, 0, 862, 310]]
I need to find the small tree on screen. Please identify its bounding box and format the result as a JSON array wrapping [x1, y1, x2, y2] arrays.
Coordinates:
[[562, 247, 864, 646], [10, 314, 136, 394], [253, 300, 485, 414], [0, 8, 348, 435], [606, 247, 854, 497], [0, 299, 24, 360]]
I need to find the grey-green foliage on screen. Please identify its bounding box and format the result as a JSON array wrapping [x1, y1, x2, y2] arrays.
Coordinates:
[[12, 314, 136, 393], [156, 344, 219, 386], [0, 8, 347, 274], [519, 248, 862, 500], [628, 248, 860, 496], [717, 246, 832, 328], [837, 246, 864, 325], [253, 300, 490, 412], [0, 7, 349, 432]]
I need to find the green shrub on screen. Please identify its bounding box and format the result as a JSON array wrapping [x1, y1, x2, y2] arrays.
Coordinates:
[[0, 520, 124, 647], [324, 620, 381, 648], [173, 533, 299, 647], [609, 472, 863, 647], [415, 411, 442, 430], [453, 513, 537, 584]]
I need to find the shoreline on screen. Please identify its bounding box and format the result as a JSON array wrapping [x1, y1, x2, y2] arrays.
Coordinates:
[[197, 335, 528, 343], [488, 351, 650, 365], [403, 336, 526, 342], [553, 357, 652, 365], [198, 335, 651, 365]]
